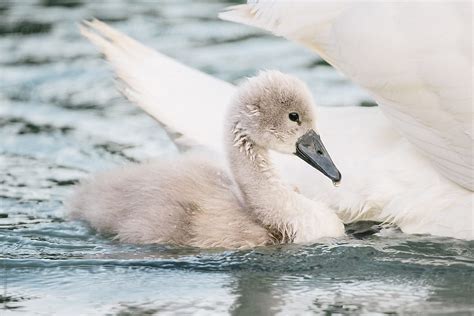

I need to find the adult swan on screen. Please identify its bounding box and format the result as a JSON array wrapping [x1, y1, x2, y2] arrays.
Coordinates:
[[79, 1, 472, 240]]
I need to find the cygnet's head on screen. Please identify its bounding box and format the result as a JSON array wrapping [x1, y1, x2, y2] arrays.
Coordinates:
[[231, 70, 341, 183]]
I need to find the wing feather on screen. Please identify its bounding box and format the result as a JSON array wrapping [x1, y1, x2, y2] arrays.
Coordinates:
[[80, 19, 235, 152], [220, 1, 473, 190]]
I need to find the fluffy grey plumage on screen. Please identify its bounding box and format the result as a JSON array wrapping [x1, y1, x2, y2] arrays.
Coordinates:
[[67, 71, 344, 248], [68, 153, 269, 248]]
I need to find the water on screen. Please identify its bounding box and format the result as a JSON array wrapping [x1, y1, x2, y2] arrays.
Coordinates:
[[0, 1, 473, 315]]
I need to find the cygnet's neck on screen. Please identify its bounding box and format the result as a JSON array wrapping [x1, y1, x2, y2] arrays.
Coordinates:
[[226, 118, 344, 243]]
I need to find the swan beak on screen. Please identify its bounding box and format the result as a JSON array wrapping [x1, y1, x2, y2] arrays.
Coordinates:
[[295, 129, 342, 185]]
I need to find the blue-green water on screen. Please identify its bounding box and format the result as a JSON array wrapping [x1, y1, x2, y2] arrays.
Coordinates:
[[0, 1, 473, 315]]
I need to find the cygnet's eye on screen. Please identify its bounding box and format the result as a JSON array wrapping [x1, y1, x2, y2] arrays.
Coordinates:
[[289, 112, 300, 122]]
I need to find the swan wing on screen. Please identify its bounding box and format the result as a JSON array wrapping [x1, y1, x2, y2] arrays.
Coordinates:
[[220, 2, 473, 191], [80, 19, 235, 152]]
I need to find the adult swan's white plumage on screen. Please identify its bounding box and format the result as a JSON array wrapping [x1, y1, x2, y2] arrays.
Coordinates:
[[220, 1, 473, 192], [79, 1, 473, 241]]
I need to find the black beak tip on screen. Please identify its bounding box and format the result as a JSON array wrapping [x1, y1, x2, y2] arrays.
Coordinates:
[[330, 171, 342, 186]]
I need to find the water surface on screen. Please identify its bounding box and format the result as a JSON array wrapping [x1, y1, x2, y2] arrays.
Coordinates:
[[1, 1, 473, 315]]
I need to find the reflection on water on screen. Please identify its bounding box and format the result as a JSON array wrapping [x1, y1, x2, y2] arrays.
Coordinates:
[[2, 225, 473, 314], [1, 0, 473, 315]]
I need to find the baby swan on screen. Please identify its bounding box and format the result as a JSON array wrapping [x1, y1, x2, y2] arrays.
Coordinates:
[[67, 71, 344, 248]]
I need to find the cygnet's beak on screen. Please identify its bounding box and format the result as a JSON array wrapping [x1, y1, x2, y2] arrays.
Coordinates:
[[294, 129, 342, 185]]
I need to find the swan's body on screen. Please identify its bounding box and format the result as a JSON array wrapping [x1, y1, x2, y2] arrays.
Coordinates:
[[68, 72, 345, 248], [69, 154, 269, 248], [78, 10, 473, 241]]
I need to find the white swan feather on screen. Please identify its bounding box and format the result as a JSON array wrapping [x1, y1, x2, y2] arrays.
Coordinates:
[[219, 1, 473, 191]]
